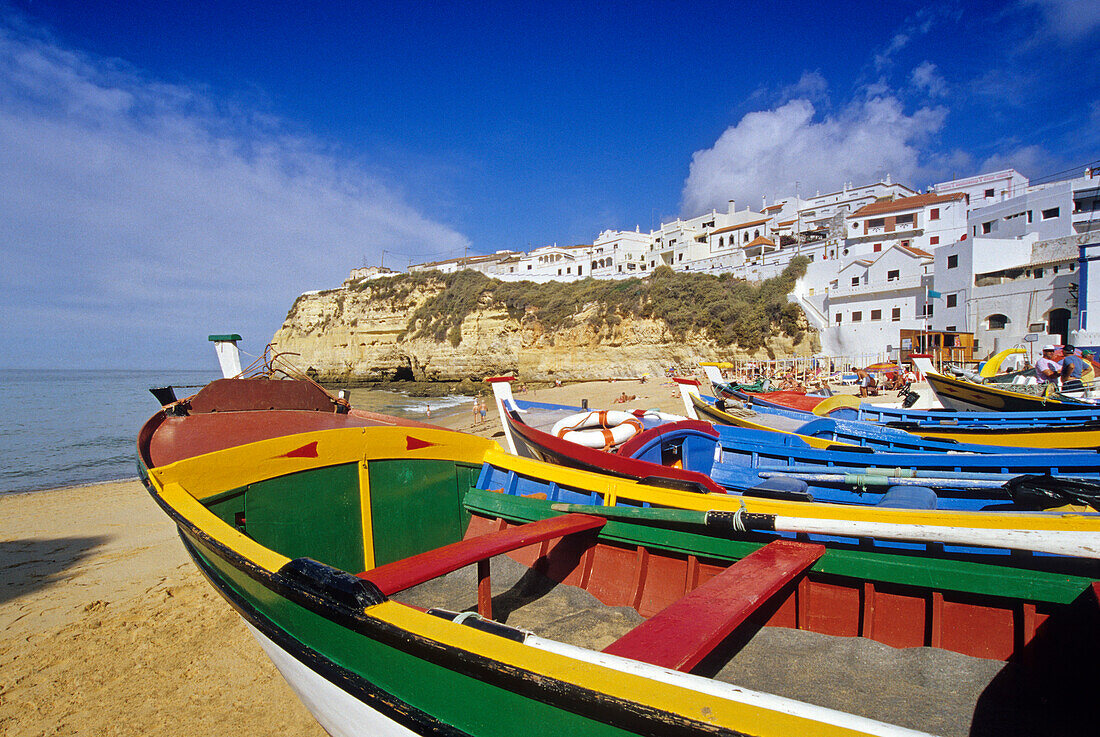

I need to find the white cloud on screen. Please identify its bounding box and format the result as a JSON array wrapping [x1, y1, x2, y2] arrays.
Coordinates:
[[0, 21, 469, 368], [1021, 0, 1100, 43], [910, 61, 947, 97], [680, 96, 947, 215]]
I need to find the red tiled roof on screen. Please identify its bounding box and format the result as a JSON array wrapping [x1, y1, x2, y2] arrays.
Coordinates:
[[897, 245, 934, 259], [710, 218, 770, 235], [743, 236, 775, 248], [850, 192, 966, 218]]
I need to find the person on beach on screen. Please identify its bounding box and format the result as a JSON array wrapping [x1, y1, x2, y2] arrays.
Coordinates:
[[1035, 345, 1063, 385], [473, 397, 481, 424], [1060, 344, 1088, 392], [478, 398, 487, 423], [856, 368, 878, 397]]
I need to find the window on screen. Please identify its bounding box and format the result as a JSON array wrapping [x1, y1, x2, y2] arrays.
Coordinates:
[[988, 314, 1008, 330], [891, 307, 901, 321], [1028, 210, 1033, 223], [930, 208, 940, 220], [851, 276, 860, 286], [985, 188, 995, 198], [835, 313, 842, 324], [873, 243, 882, 252], [871, 309, 882, 321], [557, 268, 562, 275], [678, 253, 683, 261], [925, 304, 934, 317], [1042, 207, 1060, 220], [527, 264, 532, 270], [851, 311, 862, 322], [1034, 268, 1043, 278], [887, 269, 900, 281], [930, 236, 939, 245], [947, 254, 959, 269], [718, 237, 724, 247], [946, 325, 957, 332], [982, 221, 993, 234], [946, 294, 957, 307], [901, 240, 911, 248]]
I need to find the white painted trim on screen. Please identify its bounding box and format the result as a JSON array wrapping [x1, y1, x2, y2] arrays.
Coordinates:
[[245, 622, 419, 737]]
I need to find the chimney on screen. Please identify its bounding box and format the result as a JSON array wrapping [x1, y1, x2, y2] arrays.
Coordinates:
[[728, 199, 736, 215]]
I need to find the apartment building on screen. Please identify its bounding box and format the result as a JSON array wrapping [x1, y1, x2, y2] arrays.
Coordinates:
[[817, 244, 935, 357], [843, 192, 969, 261]]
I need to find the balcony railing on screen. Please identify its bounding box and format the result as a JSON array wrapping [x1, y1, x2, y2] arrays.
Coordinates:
[[829, 274, 923, 297]]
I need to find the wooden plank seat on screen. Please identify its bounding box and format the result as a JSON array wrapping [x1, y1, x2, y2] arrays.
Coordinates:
[[358, 514, 607, 617], [601, 539, 825, 672]]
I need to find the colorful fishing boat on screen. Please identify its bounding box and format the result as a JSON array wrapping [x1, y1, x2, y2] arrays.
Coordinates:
[[913, 357, 1097, 413], [682, 381, 1100, 451], [139, 369, 1100, 736]]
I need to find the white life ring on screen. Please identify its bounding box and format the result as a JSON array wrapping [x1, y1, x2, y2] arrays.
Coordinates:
[[551, 410, 643, 449]]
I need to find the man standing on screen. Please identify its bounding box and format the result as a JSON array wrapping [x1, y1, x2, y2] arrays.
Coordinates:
[[1035, 345, 1063, 385]]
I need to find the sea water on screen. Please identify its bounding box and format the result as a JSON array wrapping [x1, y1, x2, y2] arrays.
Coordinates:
[[0, 370, 468, 495]]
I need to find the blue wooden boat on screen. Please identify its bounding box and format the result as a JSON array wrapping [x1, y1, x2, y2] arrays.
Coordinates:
[[489, 380, 1100, 513]]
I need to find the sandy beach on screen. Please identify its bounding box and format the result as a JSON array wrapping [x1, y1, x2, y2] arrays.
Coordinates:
[[0, 378, 687, 736], [0, 376, 945, 736]]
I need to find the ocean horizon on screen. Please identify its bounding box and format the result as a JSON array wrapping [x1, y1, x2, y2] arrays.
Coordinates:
[[0, 369, 470, 495]]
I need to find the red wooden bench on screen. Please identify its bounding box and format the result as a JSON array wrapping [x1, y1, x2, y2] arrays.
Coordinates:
[[601, 539, 825, 672], [359, 513, 606, 617]]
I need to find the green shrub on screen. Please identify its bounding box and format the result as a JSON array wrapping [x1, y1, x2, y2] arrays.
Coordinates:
[[353, 259, 810, 349]]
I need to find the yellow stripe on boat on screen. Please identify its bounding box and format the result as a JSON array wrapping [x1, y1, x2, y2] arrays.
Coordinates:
[[373, 602, 879, 737], [155, 481, 291, 573], [482, 446, 1100, 532], [149, 426, 497, 500]]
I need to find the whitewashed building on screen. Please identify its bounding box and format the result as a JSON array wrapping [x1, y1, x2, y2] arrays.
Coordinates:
[[843, 192, 969, 261], [590, 229, 653, 277], [931, 169, 1030, 215], [932, 234, 1077, 352], [815, 244, 935, 357]]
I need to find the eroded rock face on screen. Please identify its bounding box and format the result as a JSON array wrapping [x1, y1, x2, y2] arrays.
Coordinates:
[[271, 280, 816, 383]]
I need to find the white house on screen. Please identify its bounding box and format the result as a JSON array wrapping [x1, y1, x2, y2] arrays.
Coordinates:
[[590, 229, 653, 277], [931, 169, 1030, 215], [932, 234, 1077, 354], [818, 244, 935, 358], [844, 192, 968, 261]]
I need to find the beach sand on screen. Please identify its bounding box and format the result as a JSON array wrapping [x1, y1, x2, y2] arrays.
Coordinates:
[[0, 378, 681, 736], [0, 376, 939, 736]]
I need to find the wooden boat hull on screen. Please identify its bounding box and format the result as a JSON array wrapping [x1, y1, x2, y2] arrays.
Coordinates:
[[693, 391, 1100, 451], [138, 387, 1100, 735], [924, 370, 1091, 413]]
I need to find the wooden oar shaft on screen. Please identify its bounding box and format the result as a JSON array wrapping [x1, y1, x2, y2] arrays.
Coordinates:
[[756, 471, 1009, 490], [549, 503, 1098, 559]]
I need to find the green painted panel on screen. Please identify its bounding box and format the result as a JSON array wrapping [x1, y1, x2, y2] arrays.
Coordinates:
[[244, 463, 364, 573], [368, 460, 476, 567], [463, 488, 1095, 605], [205, 486, 248, 529], [191, 539, 636, 737]]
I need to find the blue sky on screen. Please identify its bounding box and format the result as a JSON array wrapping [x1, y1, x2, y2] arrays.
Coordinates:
[[1, 1, 1097, 368]]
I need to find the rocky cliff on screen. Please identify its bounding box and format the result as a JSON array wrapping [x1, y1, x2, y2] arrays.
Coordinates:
[[270, 270, 817, 383]]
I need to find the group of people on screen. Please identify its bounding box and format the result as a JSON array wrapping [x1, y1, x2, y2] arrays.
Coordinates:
[[1035, 344, 1095, 391], [471, 396, 488, 424], [855, 366, 917, 397]]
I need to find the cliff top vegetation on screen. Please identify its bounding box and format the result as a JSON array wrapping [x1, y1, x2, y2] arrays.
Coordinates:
[[315, 257, 810, 351]]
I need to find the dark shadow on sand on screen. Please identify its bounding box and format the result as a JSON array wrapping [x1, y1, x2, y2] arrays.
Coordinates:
[[0, 536, 109, 605]]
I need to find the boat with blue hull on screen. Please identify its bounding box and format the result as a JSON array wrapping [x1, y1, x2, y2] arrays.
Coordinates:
[[489, 379, 1100, 514]]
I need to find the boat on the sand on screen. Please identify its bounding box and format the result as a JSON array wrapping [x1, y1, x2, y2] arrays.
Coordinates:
[[139, 355, 1100, 736]]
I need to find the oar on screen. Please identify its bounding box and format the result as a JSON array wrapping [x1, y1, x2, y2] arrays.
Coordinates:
[[548, 503, 1099, 559], [756, 471, 1011, 490], [753, 464, 1024, 481]]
